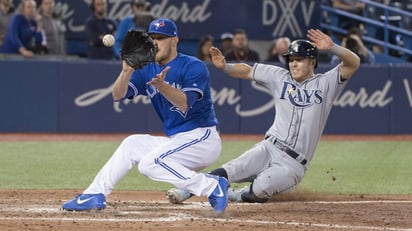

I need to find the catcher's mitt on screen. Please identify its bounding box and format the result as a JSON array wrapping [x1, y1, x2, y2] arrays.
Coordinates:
[[121, 30, 157, 69]]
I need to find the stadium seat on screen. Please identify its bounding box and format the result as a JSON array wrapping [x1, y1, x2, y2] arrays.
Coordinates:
[[363, 5, 381, 38]]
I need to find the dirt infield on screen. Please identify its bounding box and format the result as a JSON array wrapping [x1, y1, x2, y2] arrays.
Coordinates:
[[1, 190, 412, 231], [1, 133, 412, 230]]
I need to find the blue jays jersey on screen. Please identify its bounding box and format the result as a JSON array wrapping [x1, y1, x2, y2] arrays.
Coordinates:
[[125, 53, 218, 136]]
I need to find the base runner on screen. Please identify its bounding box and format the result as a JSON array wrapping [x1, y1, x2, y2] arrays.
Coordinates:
[[167, 29, 360, 203]]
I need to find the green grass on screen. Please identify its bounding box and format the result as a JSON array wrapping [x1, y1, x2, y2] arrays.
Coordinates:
[[0, 140, 411, 195], [300, 141, 412, 194]]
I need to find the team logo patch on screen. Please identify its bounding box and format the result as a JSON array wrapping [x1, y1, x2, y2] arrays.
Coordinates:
[[171, 106, 187, 118], [154, 21, 166, 30], [291, 42, 300, 53]]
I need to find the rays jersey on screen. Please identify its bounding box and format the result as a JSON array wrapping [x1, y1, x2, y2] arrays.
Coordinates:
[[124, 53, 218, 136], [252, 63, 348, 162]]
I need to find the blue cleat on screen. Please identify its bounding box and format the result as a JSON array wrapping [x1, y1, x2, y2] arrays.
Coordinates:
[[62, 193, 106, 211], [208, 177, 229, 214]]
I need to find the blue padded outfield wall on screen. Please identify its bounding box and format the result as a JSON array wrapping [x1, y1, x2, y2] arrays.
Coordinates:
[[1, 59, 412, 134]]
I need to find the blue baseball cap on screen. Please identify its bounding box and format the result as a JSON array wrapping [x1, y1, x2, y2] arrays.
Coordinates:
[[148, 18, 178, 37]]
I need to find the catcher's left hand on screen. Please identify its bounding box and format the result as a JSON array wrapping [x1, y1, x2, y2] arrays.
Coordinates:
[[121, 29, 157, 69]]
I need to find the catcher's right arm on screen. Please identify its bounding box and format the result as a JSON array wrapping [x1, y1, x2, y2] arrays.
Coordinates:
[[121, 29, 157, 69]]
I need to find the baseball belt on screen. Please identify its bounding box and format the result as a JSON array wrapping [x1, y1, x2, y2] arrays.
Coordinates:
[[264, 136, 308, 166]]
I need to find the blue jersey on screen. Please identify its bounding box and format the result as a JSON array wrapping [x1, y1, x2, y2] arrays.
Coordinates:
[[0, 14, 42, 53], [125, 53, 218, 136], [113, 16, 134, 59]]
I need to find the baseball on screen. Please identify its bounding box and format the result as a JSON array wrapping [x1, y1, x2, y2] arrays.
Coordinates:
[[102, 34, 115, 47]]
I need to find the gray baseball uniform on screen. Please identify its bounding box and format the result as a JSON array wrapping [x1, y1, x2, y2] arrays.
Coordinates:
[[223, 63, 348, 198]]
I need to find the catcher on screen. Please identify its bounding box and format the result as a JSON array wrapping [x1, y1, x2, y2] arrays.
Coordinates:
[[62, 18, 228, 214]]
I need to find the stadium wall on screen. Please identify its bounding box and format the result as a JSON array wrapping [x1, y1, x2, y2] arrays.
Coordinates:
[[1, 60, 411, 134]]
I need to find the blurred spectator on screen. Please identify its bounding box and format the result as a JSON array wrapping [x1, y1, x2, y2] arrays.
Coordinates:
[[113, 0, 154, 59], [374, 0, 403, 56], [85, 0, 116, 60], [363, 0, 389, 51], [331, 27, 375, 64], [332, 0, 365, 29], [225, 29, 259, 62], [219, 32, 233, 56], [38, 0, 66, 55], [0, 0, 46, 57], [0, 0, 14, 47], [405, 0, 412, 11], [196, 34, 214, 63], [265, 37, 290, 64]]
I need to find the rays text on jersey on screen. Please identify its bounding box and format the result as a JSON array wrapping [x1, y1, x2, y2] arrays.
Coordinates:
[[280, 82, 323, 107]]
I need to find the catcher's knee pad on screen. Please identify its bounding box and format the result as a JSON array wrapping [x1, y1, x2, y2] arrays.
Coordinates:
[[241, 184, 269, 203]]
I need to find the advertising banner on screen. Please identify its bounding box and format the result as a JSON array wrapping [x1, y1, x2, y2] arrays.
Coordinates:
[[1, 60, 411, 134]]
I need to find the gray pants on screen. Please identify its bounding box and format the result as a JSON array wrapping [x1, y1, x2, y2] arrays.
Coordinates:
[[223, 140, 306, 199]]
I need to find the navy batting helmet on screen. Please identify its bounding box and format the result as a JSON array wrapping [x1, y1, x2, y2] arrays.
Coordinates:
[[284, 40, 318, 68]]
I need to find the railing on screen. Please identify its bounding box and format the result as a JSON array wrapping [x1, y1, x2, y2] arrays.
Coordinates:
[[320, 0, 412, 61]]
